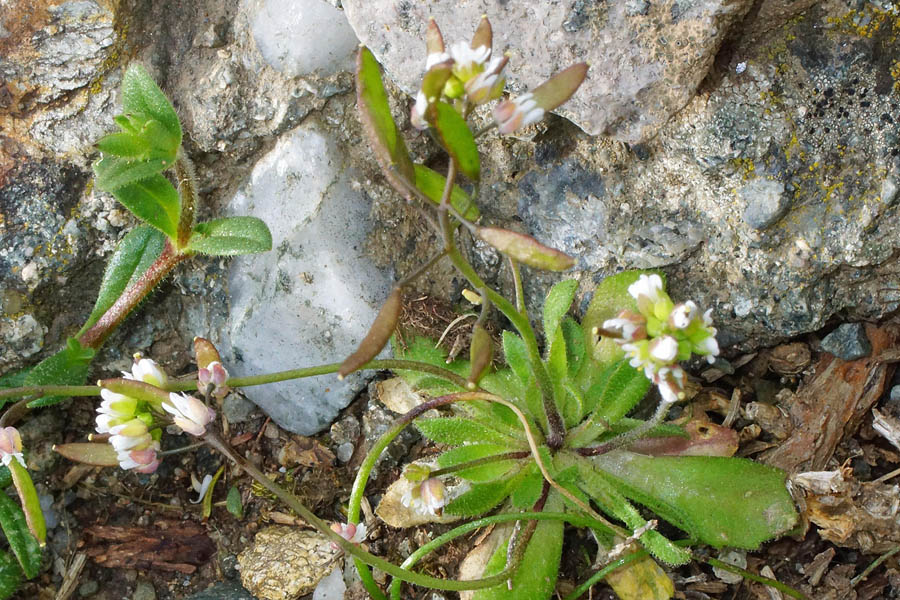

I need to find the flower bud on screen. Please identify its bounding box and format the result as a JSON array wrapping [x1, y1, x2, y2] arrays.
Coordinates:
[[193, 337, 222, 370], [331, 521, 367, 545], [162, 393, 216, 436], [467, 323, 493, 389], [0, 427, 24, 468]]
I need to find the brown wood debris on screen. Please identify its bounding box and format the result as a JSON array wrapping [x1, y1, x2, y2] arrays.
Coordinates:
[[760, 323, 899, 474], [82, 519, 215, 573]]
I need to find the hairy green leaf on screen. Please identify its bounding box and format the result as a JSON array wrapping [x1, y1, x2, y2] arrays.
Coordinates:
[[413, 164, 479, 220], [589, 451, 798, 549], [428, 101, 480, 181], [444, 473, 521, 516], [356, 47, 416, 196], [437, 444, 518, 482], [0, 551, 22, 599], [470, 493, 564, 600], [542, 279, 578, 346], [561, 317, 585, 379], [582, 270, 662, 366], [121, 64, 182, 145], [109, 173, 181, 239], [80, 225, 166, 334], [0, 493, 42, 578], [568, 360, 651, 447], [575, 457, 690, 566], [501, 331, 530, 386], [509, 466, 543, 509], [8, 461, 45, 545], [392, 336, 467, 395], [0, 369, 29, 410], [24, 339, 95, 408], [416, 417, 516, 446], [93, 156, 172, 192], [187, 216, 273, 256]]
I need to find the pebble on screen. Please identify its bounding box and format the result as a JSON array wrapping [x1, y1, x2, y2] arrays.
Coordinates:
[[183, 582, 256, 600], [740, 178, 787, 230], [223, 394, 258, 424], [336, 442, 354, 463], [132, 580, 156, 600], [79, 580, 99, 597], [820, 323, 872, 360]]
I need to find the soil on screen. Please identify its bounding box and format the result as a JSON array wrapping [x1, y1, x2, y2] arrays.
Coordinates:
[[13, 316, 900, 600]]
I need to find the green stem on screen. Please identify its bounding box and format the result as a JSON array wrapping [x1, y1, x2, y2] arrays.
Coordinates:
[[429, 451, 530, 478], [562, 549, 648, 600], [851, 545, 900, 586], [389, 511, 617, 599], [77, 239, 191, 349], [204, 431, 513, 592]]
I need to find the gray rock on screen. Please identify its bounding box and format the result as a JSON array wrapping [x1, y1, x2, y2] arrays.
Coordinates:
[[336, 442, 354, 463], [821, 323, 872, 361], [741, 179, 788, 230], [78, 580, 99, 597], [225, 118, 393, 435], [342, 0, 753, 141], [223, 394, 259, 424], [185, 582, 257, 600], [132, 580, 157, 600], [251, 0, 358, 77]]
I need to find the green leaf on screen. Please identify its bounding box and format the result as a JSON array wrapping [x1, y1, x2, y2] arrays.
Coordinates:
[[109, 173, 181, 239], [576, 456, 690, 566], [437, 444, 519, 482], [0, 468, 10, 489], [589, 451, 799, 549], [8, 461, 45, 545], [428, 101, 480, 181], [582, 270, 664, 366], [0, 551, 22, 599], [202, 466, 225, 520], [509, 466, 543, 509], [413, 164, 479, 220], [226, 485, 243, 519], [471, 493, 564, 600], [568, 360, 651, 447], [0, 493, 42, 578], [392, 336, 467, 395], [542, 279, 578, 346], [24, 339, 95, 408], [416, 417, 516, 446], [561, 317, 585, 379], [121, 64, 182, 145], [93, 155, 172, 192], [187, 216, 273, 256], [444, 473, 521, 516], [501, 331, 530, 386], [0, 369, 30, 410], [80, 225, 166, 334], [95, 131, 152, 159], [356, 47, 416, 196]]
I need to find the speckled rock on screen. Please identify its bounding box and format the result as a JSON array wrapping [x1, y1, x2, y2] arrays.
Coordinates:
[[342, 0, 754, 141], [740, 179, 788, 230], [238, 526, 339, 600], [185, 581, 256, 600], [821, 323, 872, 361], [224, 117, 393, 435]]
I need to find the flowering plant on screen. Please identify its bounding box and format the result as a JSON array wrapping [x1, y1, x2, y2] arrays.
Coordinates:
[[0, 16, 804, 600]]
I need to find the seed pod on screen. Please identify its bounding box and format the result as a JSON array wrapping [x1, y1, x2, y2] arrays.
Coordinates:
[[531, 63, 589, 112], [470, 15, 492, 53], [467, 323, 493, 389], [426, 18, 445, 58], [338, 287, 403, 379], [476, 226, 575, 271], [53, 442, 120, 467], [99, 378, 170, 406], [193, 337, 221, 370]]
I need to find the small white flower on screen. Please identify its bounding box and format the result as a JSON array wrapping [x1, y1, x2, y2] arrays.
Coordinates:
[[96, 390, 138, 434], [190, 473, 214, 504], [654, 366, 686, 405], [411, 90, 430, 130], [117, 441, 159, 473], [493, 93, 544, 134], [669, 301, 698, 330], [425, 51, 450, 70], [695, 335, 720, 363], [402, 478, 446, 516], [649, 336, 678, 363], [628, 274, 667, 315], [0, 427, 25, 469], [162, 393, 216, 436], [602, 310, 647, 342], [124, 355, 168, 388], [198, 361, 229, 399], [331, 521, 367, 545], [449, 41, 490, 73]]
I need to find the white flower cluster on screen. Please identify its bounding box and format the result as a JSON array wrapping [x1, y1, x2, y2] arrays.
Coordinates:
[[602, 274, 720, 404]]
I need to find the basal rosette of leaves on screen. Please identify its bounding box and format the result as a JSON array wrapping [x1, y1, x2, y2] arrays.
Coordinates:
[[380, 273, 798, 600]]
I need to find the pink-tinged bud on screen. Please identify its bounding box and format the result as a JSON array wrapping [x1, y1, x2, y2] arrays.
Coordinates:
[[331, 521, 367, 545], [654, 366, 686, 405], [193, 337, 222, 370], [199, 361, 230, 400], [118, 442, 160, 473], [401, 477, 447, 516], [0, 427, 24, 468], [493, 93, 544, 134], [162, 393, 216, 436], [601, 310, 647, 342], [425, 18, 445, 59]]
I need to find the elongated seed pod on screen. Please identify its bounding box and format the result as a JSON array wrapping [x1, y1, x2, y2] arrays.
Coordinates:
[[338, 287, 403, 379], [467, 323, 494, 389], [476, 226, 575, 271]]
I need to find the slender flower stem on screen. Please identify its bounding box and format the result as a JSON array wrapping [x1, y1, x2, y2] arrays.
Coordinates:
[[204, 431, 514, 592], [509, 257, 526, 315], [77, 239, 191, 349], [576, 399, 673, 457], [429, 451, 530, 478]]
